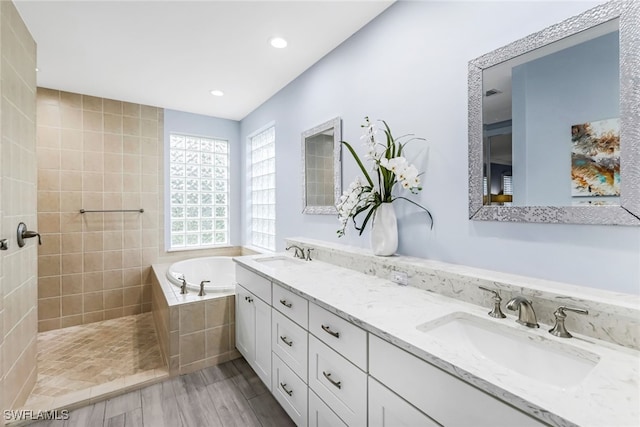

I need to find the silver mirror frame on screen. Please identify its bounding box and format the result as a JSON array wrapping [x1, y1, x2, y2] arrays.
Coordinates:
[[468, 1, 640, 225], [301, 117, 342, 215]]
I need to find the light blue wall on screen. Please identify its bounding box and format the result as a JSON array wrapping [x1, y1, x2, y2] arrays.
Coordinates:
[[164, 109, 241, 246], [512, 31, 619, 206], [239, 1, 640, 294]]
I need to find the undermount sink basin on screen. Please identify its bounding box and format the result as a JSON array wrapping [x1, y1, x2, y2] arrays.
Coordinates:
[[255, 256, 303, 268], [417, 312, 600, 389]]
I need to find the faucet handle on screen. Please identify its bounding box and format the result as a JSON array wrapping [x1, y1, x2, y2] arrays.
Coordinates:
[[549, 305, 588, 338], [305, 248, 314, 261], [198, 280, 210, 297], [479, 286, 506, 318]]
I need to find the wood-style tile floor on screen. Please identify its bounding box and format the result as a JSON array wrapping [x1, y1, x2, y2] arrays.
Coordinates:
[[26, 313, 164, 403], [28, 358, 295, 427]]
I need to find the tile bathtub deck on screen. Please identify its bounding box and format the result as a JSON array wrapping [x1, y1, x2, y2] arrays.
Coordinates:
[[25, 313, 166, 408]]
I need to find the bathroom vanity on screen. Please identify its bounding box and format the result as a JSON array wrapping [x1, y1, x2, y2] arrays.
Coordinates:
[[233, 242, 639, 427]]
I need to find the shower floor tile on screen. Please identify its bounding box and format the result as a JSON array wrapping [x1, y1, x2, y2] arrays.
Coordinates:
[[25, 313, 165, 405]]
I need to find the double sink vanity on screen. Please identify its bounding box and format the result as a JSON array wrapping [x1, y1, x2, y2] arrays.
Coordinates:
[[232, 239, 639, 427]]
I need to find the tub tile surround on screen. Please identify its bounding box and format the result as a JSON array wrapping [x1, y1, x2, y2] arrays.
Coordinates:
[[286, 237, 640, 351], [235, 241, 640, 427], [150, 261, 240, 376]]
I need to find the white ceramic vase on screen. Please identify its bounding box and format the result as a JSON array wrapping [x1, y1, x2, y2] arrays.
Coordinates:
[[370, 202, 398, 256]]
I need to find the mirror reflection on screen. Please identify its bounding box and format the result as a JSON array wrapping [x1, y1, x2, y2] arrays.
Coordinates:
[[482, 19, 619, 207], [302, 117, 341, 214]]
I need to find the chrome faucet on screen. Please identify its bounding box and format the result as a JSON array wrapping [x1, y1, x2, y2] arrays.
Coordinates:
[[179, 275, 188, 295], [286, 245, 305, 259], [198, 280, 210, 297], [506, 296, 539, 328]]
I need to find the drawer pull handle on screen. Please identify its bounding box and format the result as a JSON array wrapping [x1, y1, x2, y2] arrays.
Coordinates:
[[279, 336, 293, 347], [280, 382, 293, 396], [279, 299, 292, 308], [321, 324, 340, 338], [245, 296, 253, 303], [322, 371, 342, 389]]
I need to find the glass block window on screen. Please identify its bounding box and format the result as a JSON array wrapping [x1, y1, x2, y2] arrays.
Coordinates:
[[250, 126, 276, 250], [169, 134, 229, 249]]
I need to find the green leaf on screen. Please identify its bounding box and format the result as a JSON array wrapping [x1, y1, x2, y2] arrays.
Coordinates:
[[341, 141, 374, 188], [392, 196, 434, 229]]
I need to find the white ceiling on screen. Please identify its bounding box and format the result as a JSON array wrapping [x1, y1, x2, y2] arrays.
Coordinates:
[[15, 1, 393, 120]]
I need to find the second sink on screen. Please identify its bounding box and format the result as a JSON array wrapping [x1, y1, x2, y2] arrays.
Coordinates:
[[417, 312, 600, 389]]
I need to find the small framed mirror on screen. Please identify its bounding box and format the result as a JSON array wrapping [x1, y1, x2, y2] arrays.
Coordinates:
[[301, 117, 342, 214], [468, 1, 639, 225]]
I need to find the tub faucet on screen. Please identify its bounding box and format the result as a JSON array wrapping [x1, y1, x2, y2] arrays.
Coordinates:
[[179, 275, 188, 295], [199, 280, 210, 297], [286, 245, 304, 259], [506, 296, 539, 328]]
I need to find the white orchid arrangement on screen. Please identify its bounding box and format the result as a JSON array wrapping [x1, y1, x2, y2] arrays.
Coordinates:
[[336, 117, 432, 237]]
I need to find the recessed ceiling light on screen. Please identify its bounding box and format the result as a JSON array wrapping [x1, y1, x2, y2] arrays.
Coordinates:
[[269, 37, 288, 49], [35, 67, 39, 72], [210, 89, 224, 97]]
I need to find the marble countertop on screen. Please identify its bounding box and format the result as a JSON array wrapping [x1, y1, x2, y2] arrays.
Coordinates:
[[234, 253, 640, 427]]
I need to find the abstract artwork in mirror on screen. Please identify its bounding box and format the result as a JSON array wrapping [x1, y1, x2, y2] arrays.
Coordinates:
[[468, 1, 639, 225], [302, 117, 342, 214]]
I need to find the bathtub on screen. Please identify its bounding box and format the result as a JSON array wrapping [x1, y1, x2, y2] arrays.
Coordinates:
[[166, 256, 235, 292]]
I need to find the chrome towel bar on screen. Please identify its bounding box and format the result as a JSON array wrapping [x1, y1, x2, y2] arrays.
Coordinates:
[[79, 209, 144, 213]]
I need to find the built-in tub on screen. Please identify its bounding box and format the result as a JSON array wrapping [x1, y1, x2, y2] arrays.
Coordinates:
[[166, 256, 235, 292]]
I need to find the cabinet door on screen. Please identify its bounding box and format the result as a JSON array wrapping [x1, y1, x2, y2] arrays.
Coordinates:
[[253, 295, 272, 390], [236, 285, 255, 361], [369, 377, 440, 427], [309, 389, 347, 427], [272, 353, 308, 426]]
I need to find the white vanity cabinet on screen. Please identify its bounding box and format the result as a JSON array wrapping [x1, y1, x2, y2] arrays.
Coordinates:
[[369, 335, 547, 427], [235, 267, 272, 390], [368, 377, 440, 427], [235, 261, 551, 427]]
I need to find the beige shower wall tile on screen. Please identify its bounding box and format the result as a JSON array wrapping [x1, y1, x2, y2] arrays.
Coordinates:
[[61, 129, 83, 150], [82, 95, 103, 112], [61, 232, 82, 253], [60, 91, 81, 109], [62, 274, 83, 295], [61, 171, 82, 191], [38, 276, 61, 299], [60, 106, 82, 130], [123, 102, 140, 117], [38, 232, 60, 255], [103, 98, 122, 115], [104, 133, 123, 153], [38, 169, 60, 191]]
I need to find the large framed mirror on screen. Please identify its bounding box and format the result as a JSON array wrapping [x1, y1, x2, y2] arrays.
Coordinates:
[[301, 117, 342, 214], [468, 1, 639, 225]]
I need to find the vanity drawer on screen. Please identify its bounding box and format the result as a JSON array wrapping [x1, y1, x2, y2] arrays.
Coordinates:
[[272, 353, 308, 427], [308, 389, 347, 427], [308, 335, 367, 427], [309, 303, 367, 370], [272, 308, 308, 381], [236, 265, 271, 303], [369, 335, 546, 427], [272, 283, 308, 328]]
